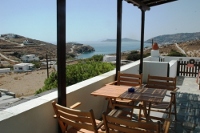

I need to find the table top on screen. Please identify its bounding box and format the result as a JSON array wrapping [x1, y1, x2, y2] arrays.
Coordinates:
[[91, 85, 167, 103]]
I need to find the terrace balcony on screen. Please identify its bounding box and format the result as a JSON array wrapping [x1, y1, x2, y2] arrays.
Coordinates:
[[0, 56, 200, 133]]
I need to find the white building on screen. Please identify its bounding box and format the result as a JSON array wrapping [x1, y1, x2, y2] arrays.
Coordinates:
[[13, 63, 34, 72], [103, 55, 116, 62], [23, 39, 34, 45], [20, 54, 39, 62], [0, 68, 11, 73]]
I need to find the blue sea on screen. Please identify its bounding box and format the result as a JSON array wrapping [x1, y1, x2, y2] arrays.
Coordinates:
[[75, 41, 152, 59]]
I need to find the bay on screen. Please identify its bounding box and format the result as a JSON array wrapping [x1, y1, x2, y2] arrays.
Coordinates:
[[76, 41, 152, 59]]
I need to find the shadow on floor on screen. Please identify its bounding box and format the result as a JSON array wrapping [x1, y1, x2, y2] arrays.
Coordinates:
[[169, 92, 200, 133]]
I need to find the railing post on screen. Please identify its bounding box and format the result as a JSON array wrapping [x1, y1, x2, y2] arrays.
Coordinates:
[[176, 61, 180, 76]]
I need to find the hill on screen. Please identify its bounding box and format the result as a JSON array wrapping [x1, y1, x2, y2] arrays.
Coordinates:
[[0, 34, 57, 62], [143, 40, 200, 57], [145, 32, 200, 44], [0, 34, 94, 64], [102, 38, 139, 42]]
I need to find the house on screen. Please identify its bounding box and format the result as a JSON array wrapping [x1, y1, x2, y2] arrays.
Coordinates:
[[0, 68, 11, 73], [13, 63, 34, 72], [103, 55, 116, 62], [23, 39, 34, 45], [103, 55, 133, 65], [20, 54, 39, 62]]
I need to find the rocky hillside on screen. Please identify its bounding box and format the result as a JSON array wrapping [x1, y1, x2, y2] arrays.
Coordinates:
[[143, 40, 200, 57], [178, 40, 200, 57], [0, 34, 95, 64], [145, 32, 200, 44], [0, 34, 57, 62]]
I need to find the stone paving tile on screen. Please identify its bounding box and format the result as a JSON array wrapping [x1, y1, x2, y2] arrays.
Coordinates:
[[168, 76, 200, 133], [131, 76, 200, 132]]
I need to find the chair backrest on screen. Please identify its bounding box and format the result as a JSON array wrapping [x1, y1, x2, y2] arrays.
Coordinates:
[[52, 101, 98, 133], [116, 71, 142, 86], [146, 75, 177, 91], [102, 112, 161, 133]]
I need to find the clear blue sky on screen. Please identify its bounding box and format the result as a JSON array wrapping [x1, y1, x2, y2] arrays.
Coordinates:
[[0, 0, 200, 43]]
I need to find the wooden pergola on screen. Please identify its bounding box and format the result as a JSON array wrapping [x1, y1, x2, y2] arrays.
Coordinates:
[[123, 0, 177, 75], [56, 0, 178, 106]]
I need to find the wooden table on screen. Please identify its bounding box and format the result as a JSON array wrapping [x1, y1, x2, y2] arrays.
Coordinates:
[[91, 85, 167, 121]]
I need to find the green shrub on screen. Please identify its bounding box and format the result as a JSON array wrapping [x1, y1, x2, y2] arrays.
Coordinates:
[[126, 50, 150, 61], [31, 61, 41, 68], [36, 61, 115, 94], [167, 49, 186, 57], [84, 55, 104, 62]]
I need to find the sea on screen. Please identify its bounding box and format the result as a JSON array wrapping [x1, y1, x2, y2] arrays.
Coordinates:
[[75, 41, 152, 59]]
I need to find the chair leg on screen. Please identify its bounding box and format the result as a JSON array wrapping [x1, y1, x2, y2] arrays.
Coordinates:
[[173, 99, 177, 121], [138, 104, 142, 121]]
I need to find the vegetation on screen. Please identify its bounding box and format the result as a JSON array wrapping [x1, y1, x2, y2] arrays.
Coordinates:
[[84, 54, 103, 62], [167, 49, 186, 57], [35, 58, 114, 94], [126, 50, 150, 61], [11, 52, 22, 58], [31, 61, 41, 68], [66, 53, 76, 59]]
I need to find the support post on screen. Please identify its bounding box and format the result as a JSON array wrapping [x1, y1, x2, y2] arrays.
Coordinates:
[[139, 9, 145, 74], [57, 0, 66, 107], [116, 0, 122, 80]]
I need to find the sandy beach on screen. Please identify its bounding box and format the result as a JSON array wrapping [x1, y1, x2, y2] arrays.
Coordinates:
[[0, 68, 54, 97]]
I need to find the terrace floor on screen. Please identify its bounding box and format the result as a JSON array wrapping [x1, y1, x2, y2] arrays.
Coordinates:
[[129, 76, 200, 133], [169, 76, 200, 133]]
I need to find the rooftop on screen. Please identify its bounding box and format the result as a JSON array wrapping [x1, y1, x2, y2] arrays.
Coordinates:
[[0, 55, 200, 132]]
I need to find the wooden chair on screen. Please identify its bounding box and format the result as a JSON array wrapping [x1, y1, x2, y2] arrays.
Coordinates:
[[102, 112, 171, 133], [106, 71, 143, 118], [52, 101, 104, 133], [143, 75, 179, 121], [107, 71, 143, 86]]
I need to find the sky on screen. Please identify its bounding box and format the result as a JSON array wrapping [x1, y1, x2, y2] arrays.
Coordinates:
[[0, 0, 200, 43]]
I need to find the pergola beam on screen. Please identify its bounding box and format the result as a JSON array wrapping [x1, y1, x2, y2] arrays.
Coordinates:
[[125, 0, 150, 11], [125, 0, 177, 10], [146, 0, 177, 7]]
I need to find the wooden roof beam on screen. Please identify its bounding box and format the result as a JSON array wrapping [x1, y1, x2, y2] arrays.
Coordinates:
[[125, 0, 150, 11], [146, 0, 177, 7]]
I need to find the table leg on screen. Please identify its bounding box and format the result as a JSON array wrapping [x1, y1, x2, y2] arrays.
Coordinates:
[[146, 102, 152, 121], [138, 102, 152, 122]]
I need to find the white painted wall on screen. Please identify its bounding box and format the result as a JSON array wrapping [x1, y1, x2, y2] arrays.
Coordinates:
[[21, 54, 39, 62], [13, 63, 34, 72], [0, 70, 116, 133], [169, 60, 177, 77], [121, 57, 151, 74], [143, 61, 169, 83], [0, 68, 10, 73], [103, 55, 116, 62]]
